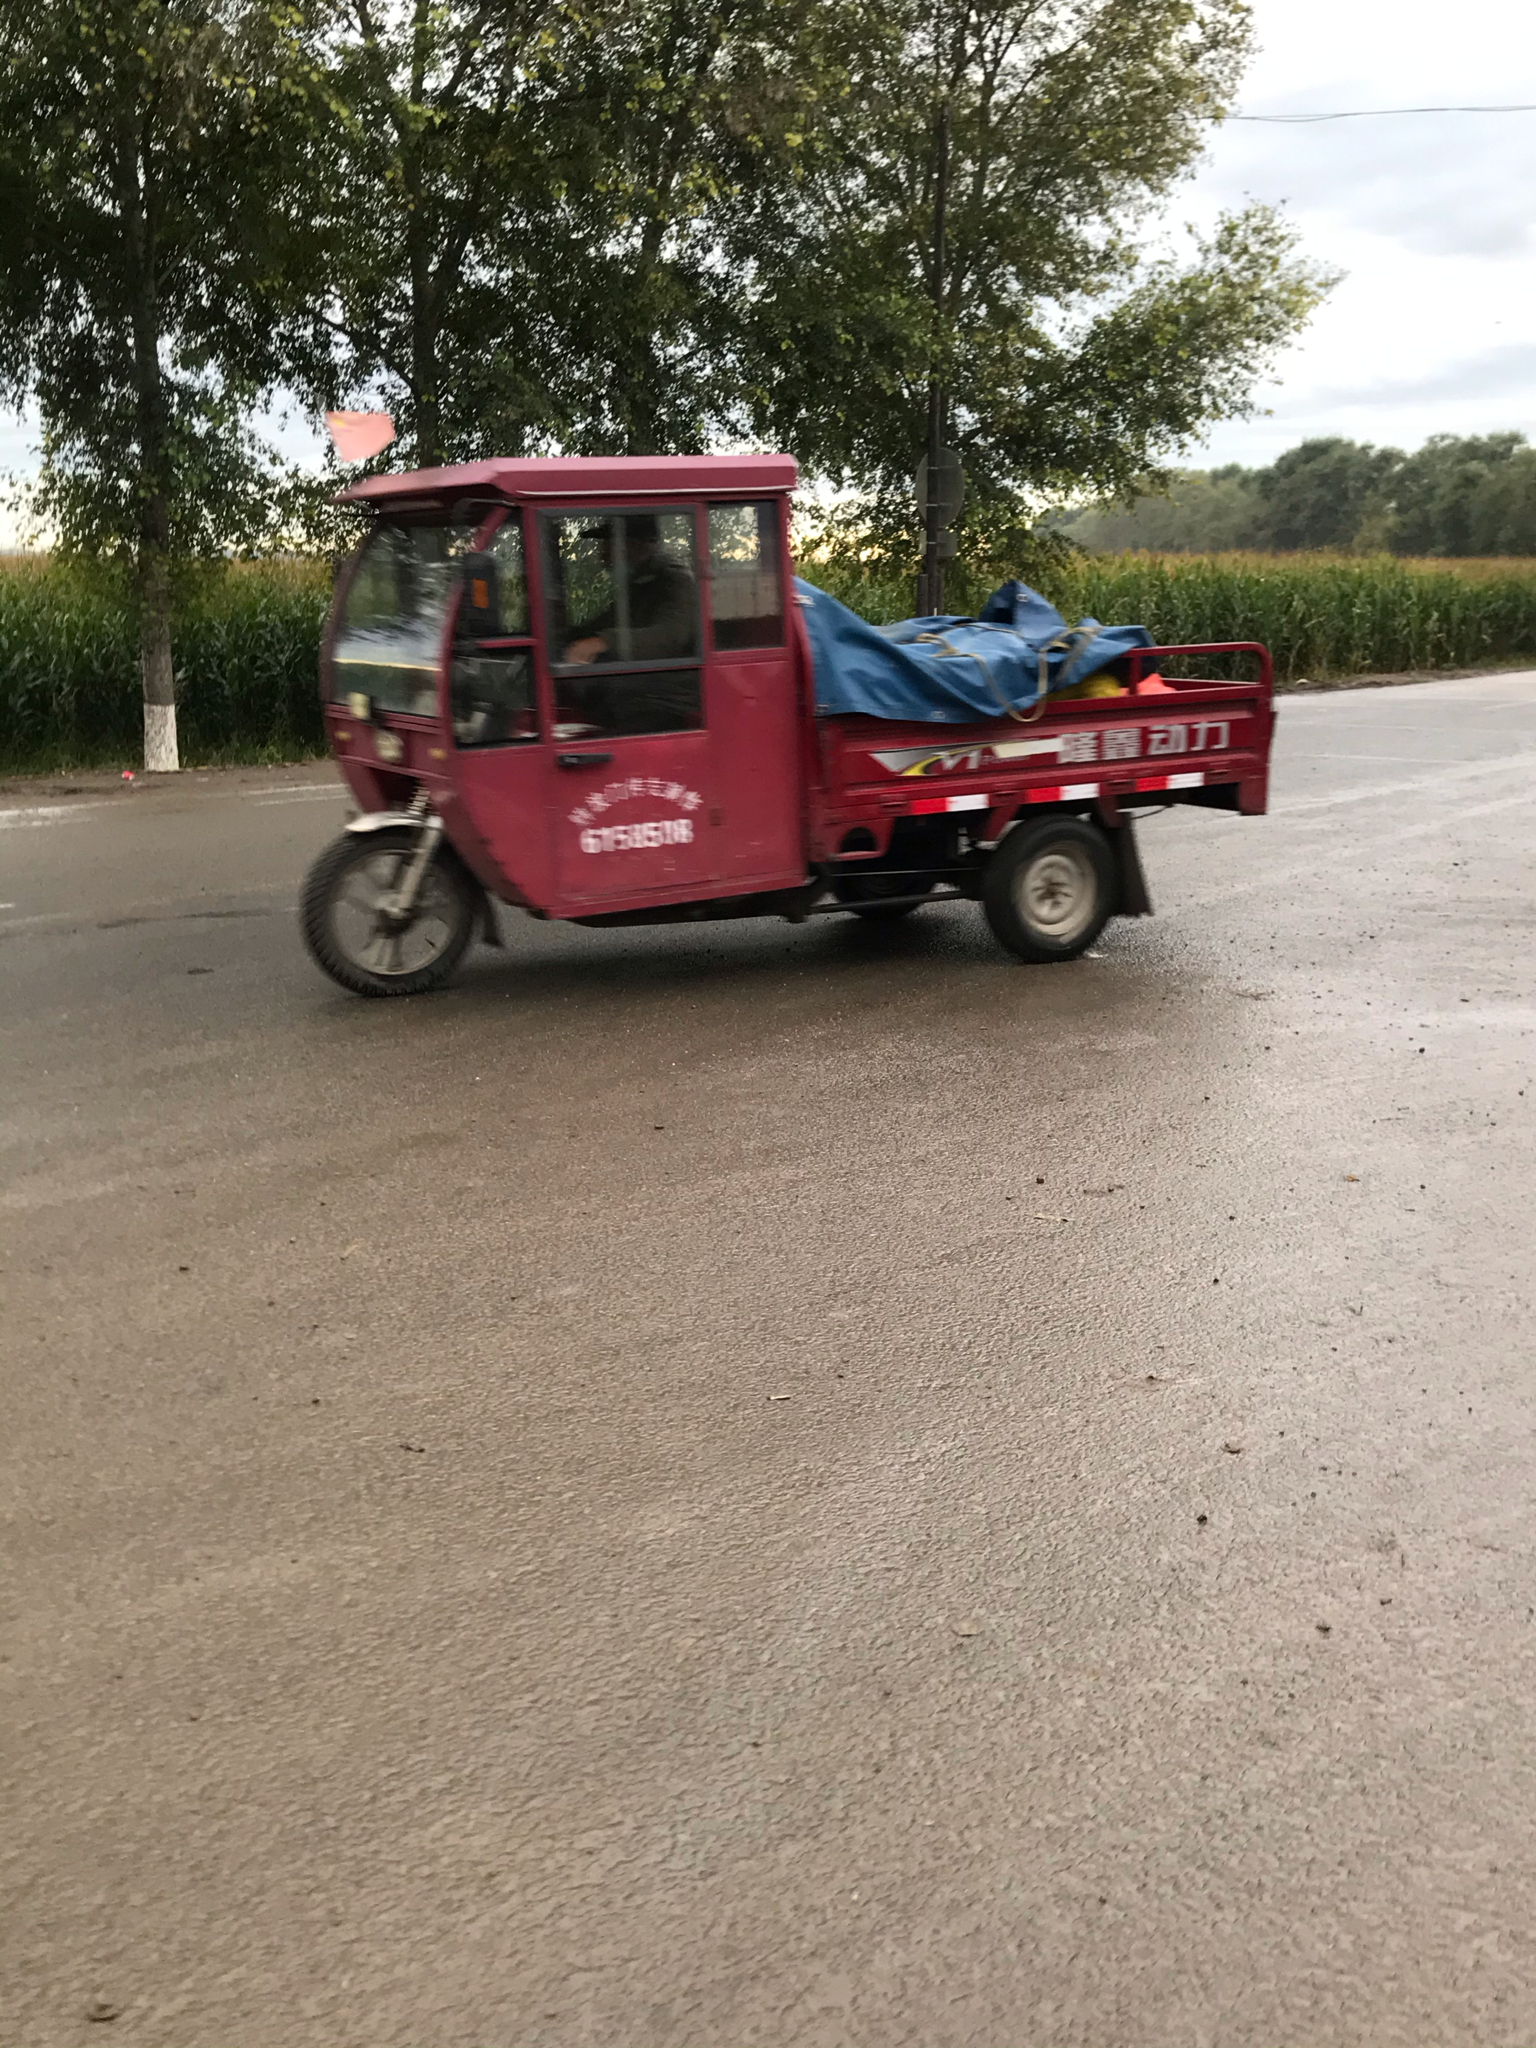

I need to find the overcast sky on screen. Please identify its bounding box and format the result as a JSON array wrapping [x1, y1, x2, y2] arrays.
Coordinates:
[[2, 0, 1533, 532], [1181, 0, 1536, 464]]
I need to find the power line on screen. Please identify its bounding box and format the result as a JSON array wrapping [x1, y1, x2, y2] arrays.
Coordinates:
[[1231, 104, 1536, 122]]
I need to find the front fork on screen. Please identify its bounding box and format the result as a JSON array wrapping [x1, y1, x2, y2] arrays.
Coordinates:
[[382, 796, 445, 924], [345, 792, 499, 944]]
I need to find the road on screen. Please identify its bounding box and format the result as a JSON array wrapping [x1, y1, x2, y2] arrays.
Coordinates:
[[3, 673, 1534, 2048]]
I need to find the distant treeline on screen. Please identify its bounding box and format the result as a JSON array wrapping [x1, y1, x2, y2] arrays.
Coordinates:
[[1055, 434, 1536, 556]]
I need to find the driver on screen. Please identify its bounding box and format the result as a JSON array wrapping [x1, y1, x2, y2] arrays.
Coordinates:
[[563, 514, 697, 664]]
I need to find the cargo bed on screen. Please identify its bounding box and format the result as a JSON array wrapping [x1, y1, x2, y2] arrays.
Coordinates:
[[809, 644, 1274, 863]]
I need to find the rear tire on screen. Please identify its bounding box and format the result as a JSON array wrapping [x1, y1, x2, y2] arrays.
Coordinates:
[[982, 816, 1115, 963], [301, 829, 476, 997]]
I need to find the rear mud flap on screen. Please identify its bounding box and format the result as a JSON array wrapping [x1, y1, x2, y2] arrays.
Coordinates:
[[1113, 819, 1153, 917]]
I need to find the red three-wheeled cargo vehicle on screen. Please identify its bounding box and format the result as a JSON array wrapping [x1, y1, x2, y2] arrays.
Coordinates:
[[301, 453, 1275, 995]]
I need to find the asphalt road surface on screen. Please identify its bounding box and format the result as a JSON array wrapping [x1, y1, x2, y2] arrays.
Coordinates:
[[4, 674, 1535, 2048]]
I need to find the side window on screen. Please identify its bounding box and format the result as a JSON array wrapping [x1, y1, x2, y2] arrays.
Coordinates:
[[540, 510, 702, 739], [708, 502, 784, 650], [451, 515, 537, 748]]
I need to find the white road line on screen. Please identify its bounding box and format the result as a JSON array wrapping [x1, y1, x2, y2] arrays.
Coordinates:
[[1272, 752, 1536, 816], [0, 887, 296, 936], [0, 800, 124, 827], [0, 911, 75, 932], [1289, 752, 1479, 766], [240, 779, 341, 795], [1171, 790, 1531, 911], [250, 788, 346, 806], [0, 781, 340, 827]]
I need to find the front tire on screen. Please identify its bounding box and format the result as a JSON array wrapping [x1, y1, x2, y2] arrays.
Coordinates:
[[301, 829, 476, 997], [982, 816, 1115, 963]]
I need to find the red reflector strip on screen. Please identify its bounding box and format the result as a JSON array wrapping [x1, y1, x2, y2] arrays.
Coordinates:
[[909, 791, 991, 815], [1133, 770, 1205, 793], [1023, 781, 1100, 804]]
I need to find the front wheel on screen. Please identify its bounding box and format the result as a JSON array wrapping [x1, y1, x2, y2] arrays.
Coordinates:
[[301, 829, 476, 997], [982, 816, 1115, 963]]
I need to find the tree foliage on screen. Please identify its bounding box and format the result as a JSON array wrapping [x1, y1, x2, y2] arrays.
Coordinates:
[[0, 0, 305, 554], [731, 0, 1332, 557], [1258, 437, 1400, 552], [270, 0, 1333, 522], [270, 0, 841, 464]]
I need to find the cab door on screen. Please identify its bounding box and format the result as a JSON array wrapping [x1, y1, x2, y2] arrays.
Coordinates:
[[442, 510, 559, 911], [700, 498, 803, 885], [537, 505, 715, 905]]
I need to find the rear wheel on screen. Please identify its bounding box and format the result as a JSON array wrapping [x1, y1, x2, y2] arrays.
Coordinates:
[[301, 829, 476, 997], [831, 872, 934, 921], [982, 816, 1115, 963]]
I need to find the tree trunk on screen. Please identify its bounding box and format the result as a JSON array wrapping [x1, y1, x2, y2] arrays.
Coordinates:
[[139, 535, 177, 771], [119, 102, 178, 769], [409, 220, 442, 467], [411, 313, 442, 469]]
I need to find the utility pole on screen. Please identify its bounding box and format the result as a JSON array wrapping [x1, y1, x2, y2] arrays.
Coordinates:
[[920, 69, 950, 618]]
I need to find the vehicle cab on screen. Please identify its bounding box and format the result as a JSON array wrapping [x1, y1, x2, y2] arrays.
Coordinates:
[[322, 455, 808, 926]]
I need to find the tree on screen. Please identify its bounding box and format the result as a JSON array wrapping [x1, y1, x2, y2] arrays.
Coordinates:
[[1047, 433, 1536, 556], [730, 0, 1333, 569], [1256, 437, 1401, 551], [266, 0, 588, 470], [1466, 445, 1536, 556], [0, 0, 299, 768], [534, 0, 850, 457], [1052, 464, 1265, 550], [1391, 433, 1528, 557]]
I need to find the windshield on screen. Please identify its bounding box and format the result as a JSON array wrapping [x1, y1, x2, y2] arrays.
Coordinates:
[[331, 520, 477, 716]]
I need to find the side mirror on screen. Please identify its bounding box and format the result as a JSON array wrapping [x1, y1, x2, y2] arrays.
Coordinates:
[[459, 552, 500, 640]]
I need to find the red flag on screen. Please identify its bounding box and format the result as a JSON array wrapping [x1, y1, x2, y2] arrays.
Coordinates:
[[325, 411, 397, 462]]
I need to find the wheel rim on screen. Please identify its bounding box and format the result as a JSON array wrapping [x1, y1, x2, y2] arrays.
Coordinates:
[[331, 850, 459, 979], [1014, 842, 1097, 944]]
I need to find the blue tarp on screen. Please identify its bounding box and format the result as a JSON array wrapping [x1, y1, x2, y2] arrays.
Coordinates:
[[797, 576, 1153, 725]]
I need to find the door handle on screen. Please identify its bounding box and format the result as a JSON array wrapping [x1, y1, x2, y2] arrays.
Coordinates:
[[557, 751, 612, 769]]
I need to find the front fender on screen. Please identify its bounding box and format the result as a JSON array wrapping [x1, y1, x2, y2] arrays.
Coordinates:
[[344, 810, 421, 835]]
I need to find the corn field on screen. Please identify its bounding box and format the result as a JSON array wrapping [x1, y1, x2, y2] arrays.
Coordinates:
[[2, 550, 1533, 772], [0, 557, 331, 772], [810, 552, 1536, 685]]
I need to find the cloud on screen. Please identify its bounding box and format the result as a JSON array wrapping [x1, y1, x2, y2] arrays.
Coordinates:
[[1274, 340, 1536, 415], [1201, 103, 1536, 260]]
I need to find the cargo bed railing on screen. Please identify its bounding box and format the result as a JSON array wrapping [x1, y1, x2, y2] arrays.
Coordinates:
[[1124, 643, 1273, 693]]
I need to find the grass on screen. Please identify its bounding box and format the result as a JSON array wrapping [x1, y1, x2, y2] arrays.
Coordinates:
[[3, 548, 1533, 771]]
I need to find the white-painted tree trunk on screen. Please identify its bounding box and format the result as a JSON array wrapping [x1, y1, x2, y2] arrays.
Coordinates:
[[143, 700, 179, 772], [138, 545, 178, 772]]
